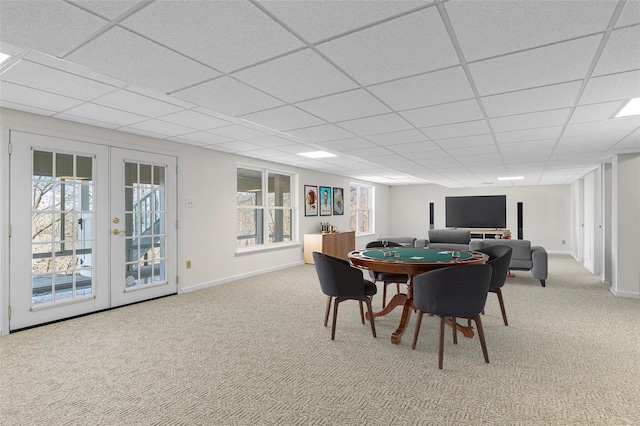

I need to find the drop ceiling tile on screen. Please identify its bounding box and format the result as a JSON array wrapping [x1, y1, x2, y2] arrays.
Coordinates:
[[287, 124, 355, 143], [570, 101, 626, 123], [130, 86, 197, 109], [342, 146, 395, 159], [469, 35, 601, 96], [241, 106, 326, 132], [338, 113, 412, 137], [563, 117, 640, 138], [446, 0, 615, 62], [580, 70, 640, 104], [387, 140, 440, 154], [368, 66, 475, 111], [174, 76, 284, 117], [242, 147, 290, 158], [73, 0, 142, 20], [616, 0, 640, 27], [317, 7, 459, 85], [421, 120, 490, 140], [210, 124, 270, 140], [0, 100, 57, 117], [208, 140, 265, 153], [593, 26, 640, 76], [56, 113, 121, 130], [66, 27, 219, 93], [499, 139, 557, 152], [1, 60, 116, 100], [407, 149, 452, 161], [315, 137, 377, 151], [234, 49, 358, 103], [93, 89, 184, 117], [437, 133, 495, 149], [0, 82, 85, 112], [159, 110, 231, 131], [482, 81, 582, 118], [125, 119, 195, 137], [490, 109, 570, 133], [122, 1, 303, 72], [494, 126, 563, 144], [400, 99, 484, 128], [173, 132, 233, 145], [247, 135, 299, 148], [295, 89, 391, 122], [367, 129, 429, 146], [260, 1, 430, 43], [0, 1, 108, 56], [63, 103, 147, 127]]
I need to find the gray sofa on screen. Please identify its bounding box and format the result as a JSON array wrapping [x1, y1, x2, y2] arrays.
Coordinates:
[[376, 237, 416, 247], [469, 239, 548, 287]]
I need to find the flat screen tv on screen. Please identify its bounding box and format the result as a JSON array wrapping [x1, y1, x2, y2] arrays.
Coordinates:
[[445, 195, 506, 229]]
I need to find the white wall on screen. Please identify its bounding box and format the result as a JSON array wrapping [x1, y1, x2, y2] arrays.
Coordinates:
[[388, 183, 572, 252]]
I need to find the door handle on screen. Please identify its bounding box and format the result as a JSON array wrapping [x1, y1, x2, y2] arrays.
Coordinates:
[[112, 229, 125, 236]]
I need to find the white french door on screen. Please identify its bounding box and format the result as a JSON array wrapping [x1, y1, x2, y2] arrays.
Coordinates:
[[109, 148, 177, 308], [8, 132, 177, 330]]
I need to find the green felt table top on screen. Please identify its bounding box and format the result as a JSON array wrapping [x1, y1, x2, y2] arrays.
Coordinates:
[[361, 247, 472, 262]]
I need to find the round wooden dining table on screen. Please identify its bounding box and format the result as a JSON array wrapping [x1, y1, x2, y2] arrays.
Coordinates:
[[348, 247, 488, 344]]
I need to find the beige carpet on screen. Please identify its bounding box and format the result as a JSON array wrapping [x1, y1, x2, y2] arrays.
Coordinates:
[[1, 254, 639, 425]]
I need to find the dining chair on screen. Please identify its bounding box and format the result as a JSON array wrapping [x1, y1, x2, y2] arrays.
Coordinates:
[[312, 252, 377, 340], [411, 264, 492, 369], [477, 245, 513, 326], [365, 240, 408, 308]]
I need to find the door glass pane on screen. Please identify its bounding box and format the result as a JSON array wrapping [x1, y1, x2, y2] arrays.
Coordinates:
[[32, 150, 94, 306], [123, 162, 167, 290]]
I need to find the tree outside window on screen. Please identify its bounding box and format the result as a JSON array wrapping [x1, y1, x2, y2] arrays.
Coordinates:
[[350, 183, 374, 236]]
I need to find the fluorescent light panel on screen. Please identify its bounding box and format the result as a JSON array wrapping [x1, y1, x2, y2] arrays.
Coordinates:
[[0, 52, 11, 64], [615, 98, 640, 118], [297, 151, 337, 159], [497, 176, 524, 181]]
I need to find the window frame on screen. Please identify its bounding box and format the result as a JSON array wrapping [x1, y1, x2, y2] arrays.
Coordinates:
[[350, 182, 375, 237], [236, 164, 298, 253]]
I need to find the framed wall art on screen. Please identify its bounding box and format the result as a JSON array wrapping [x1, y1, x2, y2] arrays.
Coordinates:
[[319, 186, 332, 216], [304, 185, 318, 216], [333, 187, 344, 215]]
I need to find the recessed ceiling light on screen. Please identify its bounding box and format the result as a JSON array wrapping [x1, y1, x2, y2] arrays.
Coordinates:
[[0, 52, 11, 65], [497, 176, 524, 181], [615, 98, 640, 118], [297, 151, 337, 159]]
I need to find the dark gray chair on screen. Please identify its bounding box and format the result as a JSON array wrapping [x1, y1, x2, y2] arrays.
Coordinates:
[[477, 245, 513, 326], [312, 252, 377, 340], [365, 240, 408, 308], [411, 264, 492, 369]]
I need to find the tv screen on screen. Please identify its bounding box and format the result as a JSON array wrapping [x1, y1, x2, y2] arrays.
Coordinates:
[[445, 195, 506, 229]]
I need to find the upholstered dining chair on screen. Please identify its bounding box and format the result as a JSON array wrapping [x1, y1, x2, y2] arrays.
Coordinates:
[[476, 245, 513, 326], [411, 264, 492, 369], [365, 240, 409, 308], [312, 252, 377, 340]]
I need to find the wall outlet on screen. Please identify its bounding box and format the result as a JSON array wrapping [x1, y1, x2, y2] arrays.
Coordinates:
[[186, 260, 192, 269], [185, 199, 194, 208]]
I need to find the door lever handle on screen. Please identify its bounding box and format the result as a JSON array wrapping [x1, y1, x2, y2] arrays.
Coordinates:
[[112, 229, 125, 236]]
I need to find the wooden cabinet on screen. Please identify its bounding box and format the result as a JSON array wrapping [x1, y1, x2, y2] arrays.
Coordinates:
[[304, 231, 356, 264], [468, 228, 510, 239]]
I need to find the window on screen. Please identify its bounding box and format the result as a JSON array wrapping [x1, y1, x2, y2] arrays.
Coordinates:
[[237, 166, 296, 249], [350, 183, 374, 236]]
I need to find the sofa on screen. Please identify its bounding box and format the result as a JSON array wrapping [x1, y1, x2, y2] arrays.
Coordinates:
[[469, 239, 548, 287]]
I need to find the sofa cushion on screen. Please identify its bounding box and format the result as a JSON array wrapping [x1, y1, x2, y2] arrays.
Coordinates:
[[470, 239, 531, 260], [428, 229, 471, 244], [427, 242, 471, 250]]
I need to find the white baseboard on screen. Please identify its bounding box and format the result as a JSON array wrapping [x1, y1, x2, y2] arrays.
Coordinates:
[[547, 250, 572, 255], [179, 260, 305, 294], [609, 288, 640, 299]]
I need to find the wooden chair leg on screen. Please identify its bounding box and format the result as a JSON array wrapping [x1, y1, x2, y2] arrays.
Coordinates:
[[452, 317, 458, 344], [495, 289, 508, 326], [412, 310, 424, 349], [365, 296, 376, 338], [358, 300, 365, 324], [395, 282, 400, 293], [324, 296, 332, 327], [474, 315, 490, 364], [438, 316, 446, 369], [331, 298, 340, 340]]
